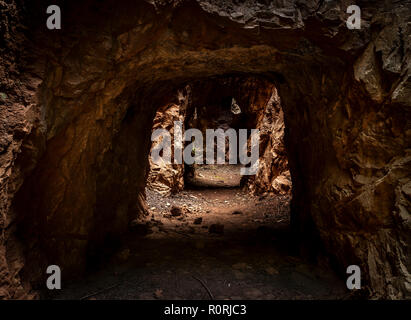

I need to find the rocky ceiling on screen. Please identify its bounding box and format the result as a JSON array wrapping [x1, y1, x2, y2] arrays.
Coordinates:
[[0, 0, 410, 299]]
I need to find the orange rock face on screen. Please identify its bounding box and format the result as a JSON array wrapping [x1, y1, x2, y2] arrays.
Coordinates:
[[147, 103, 186, 196]]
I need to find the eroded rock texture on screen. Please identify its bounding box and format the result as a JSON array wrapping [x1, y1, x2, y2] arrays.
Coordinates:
[[147, 101, 186, 196], [243, 85, 291, 195], [0, 0, 410, 299]]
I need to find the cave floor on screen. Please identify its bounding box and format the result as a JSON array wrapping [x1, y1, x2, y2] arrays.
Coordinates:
[[52, 186, 348, 300], [185, 164, 244, 188]]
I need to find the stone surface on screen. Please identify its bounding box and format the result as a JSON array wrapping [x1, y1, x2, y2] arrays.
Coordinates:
[[0, 0, 409, 299], [147, 102, 186, 196]]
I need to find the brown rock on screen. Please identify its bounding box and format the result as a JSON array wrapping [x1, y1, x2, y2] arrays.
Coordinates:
[[170, 206, 183, 217], [147, 103, 187, 196]]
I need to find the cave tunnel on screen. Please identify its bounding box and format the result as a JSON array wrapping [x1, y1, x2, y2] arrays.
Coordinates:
[[0, 0, 410, 300]]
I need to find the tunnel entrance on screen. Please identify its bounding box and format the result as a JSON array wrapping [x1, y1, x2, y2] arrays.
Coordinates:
[[51, 76, 347, 300], [144, 76, 294, 253]]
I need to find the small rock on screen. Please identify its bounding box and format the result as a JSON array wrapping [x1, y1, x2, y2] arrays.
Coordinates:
[[209, 223, 224, 234], [231, 11, 244, 19], [171, 206, 183, 217], [194, 217, 203, 225]]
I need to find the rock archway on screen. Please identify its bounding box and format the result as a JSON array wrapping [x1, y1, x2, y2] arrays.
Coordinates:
[[0, 0, 410, 299], [146, 75, 290, 195]]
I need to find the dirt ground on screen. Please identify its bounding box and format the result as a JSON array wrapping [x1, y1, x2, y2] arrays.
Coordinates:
[[52, 166, 347, 300], [186, 164, 244, 188]]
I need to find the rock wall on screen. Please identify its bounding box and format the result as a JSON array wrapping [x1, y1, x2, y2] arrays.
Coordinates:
[[0, 0, 43, 299], [245, 87, 291, 195], [147, 102, 186, 196], [0, 0, 409, 298]]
